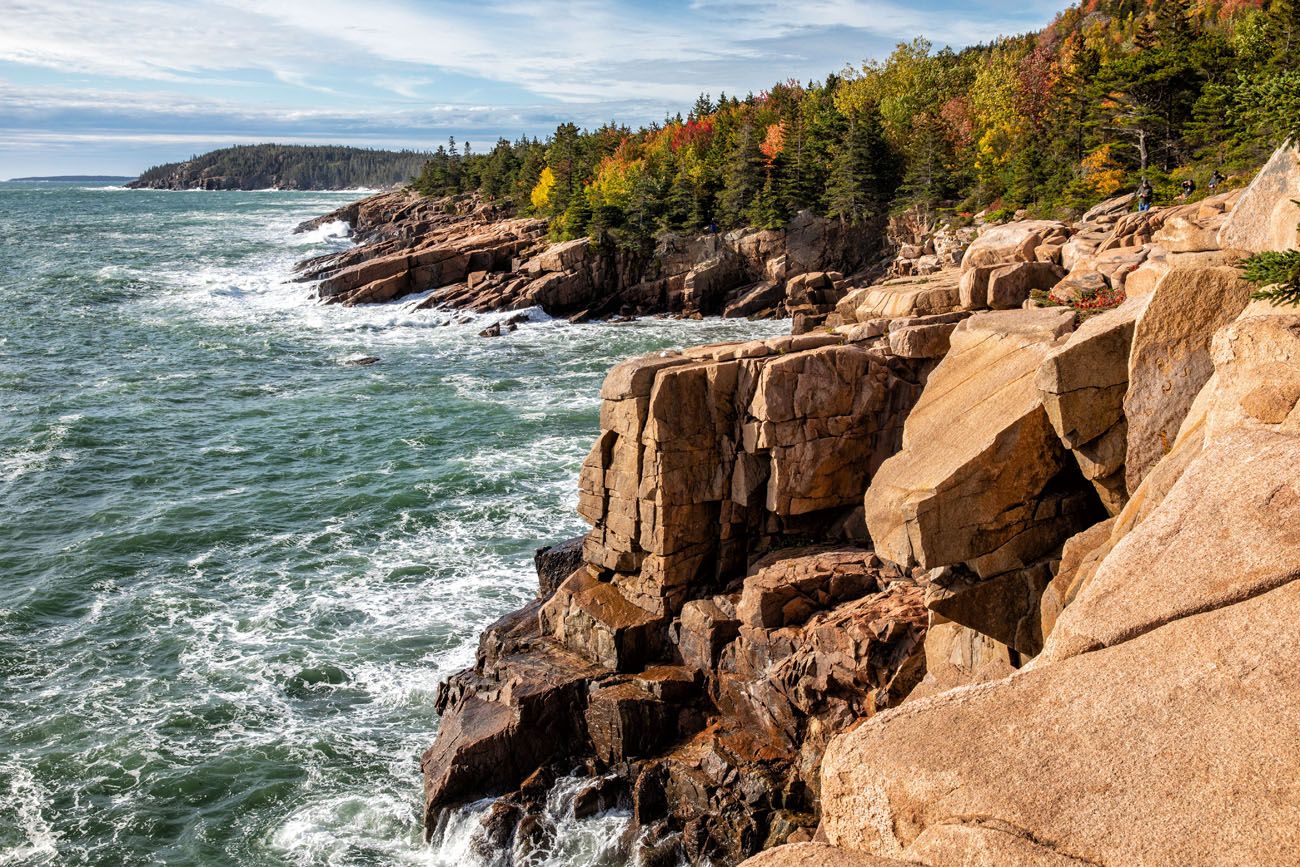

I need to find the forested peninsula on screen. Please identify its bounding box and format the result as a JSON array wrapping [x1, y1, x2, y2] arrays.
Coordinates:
[[127, 144, 431, 190]]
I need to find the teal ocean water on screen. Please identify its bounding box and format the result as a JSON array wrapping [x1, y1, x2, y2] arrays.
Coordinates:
[[0, 183, 785, 866]]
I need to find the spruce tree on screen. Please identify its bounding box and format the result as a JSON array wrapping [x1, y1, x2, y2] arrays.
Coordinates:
[[746, 175, 784, 229], [719, 123, 765, 226], [826, 109, 889, 225]]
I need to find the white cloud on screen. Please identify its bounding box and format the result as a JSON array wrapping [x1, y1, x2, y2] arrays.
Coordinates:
[[0, 0, 1055, 108]]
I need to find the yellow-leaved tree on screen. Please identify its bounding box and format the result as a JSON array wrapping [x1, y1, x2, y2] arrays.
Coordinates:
[[530, 166, 556, 212]]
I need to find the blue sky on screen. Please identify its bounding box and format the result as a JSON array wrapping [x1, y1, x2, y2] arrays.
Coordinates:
[[0, 0, 1064, 178]]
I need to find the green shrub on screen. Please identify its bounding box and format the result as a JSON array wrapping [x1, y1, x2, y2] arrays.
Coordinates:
[[1241, 248, 1300, 307]]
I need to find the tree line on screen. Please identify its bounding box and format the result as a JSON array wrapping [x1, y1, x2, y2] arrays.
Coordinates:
[[412, 0, 1299, 248]]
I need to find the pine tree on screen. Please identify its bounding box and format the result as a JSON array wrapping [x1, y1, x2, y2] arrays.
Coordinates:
[[1268, 0, 1300, 67], [1241, 249, 1300, 306], [826, 109, 890, 225], [746, 175, 784, 229], [719, 123, 765, 226], [690, 93, 715, 121]]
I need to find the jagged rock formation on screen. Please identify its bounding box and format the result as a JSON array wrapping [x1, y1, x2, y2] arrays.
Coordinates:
[[747, 144, 1300, 867], [293, 192, 882, 321], [422, 331, 939, 865]]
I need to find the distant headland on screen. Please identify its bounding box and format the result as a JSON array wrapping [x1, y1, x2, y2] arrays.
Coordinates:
[[125, 144, 431, 191]]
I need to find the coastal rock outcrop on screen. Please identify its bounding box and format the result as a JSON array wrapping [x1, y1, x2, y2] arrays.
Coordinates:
[[770, 294, 1300, 867], [415, 149, 1300, 867], [295, 193, 882, 322]]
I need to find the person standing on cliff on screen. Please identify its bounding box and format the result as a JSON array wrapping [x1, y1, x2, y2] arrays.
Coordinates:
[[1137, 178, 1153, 212], [1180, 178, 1196, 200], [1209, 169, 1225, 194]]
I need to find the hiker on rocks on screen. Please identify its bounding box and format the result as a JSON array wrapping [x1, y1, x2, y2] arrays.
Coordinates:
[[1209, 169, 1224, 194], [1180, 178, 1196, 200], [1137, 178, 1154, 212]]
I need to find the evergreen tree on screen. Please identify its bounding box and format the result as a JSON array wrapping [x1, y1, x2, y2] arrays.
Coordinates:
[[719, 123, 765, 225], [826, 108, 891, 225], [690, 93, 715, 121], [746, 175, 784, 229]]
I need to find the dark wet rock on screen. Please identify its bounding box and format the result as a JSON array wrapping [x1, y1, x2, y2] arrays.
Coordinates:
[[534, 536, 586, 599]]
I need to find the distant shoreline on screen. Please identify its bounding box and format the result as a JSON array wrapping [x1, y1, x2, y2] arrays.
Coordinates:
[[4, 175, 135, 183]]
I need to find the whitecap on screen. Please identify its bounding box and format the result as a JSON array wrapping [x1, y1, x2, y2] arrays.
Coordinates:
[[0, 765, 61, 866]]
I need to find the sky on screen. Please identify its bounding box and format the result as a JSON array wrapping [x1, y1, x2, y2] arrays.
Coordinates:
[[0, 0, 1065, 179]]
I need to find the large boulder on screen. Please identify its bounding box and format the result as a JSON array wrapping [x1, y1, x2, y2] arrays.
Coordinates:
[[846, 273, 962, 321], [886, 319, 959, 359], [1152, 214, 1221, 252], [819, 577, 1300, 865], [1035, 296, 1145, 449], [1123, 265, 1252, 492], [864, 307, 1083, 575], [960, 220, 1070, 271], [422, 637, 604, 825], [528, 236, 592, 273], [1200, 304, 1300, 439], [722, 281, 783, 319], [539, 568, 664, 670], [534, 535, 586, 598], [986, 261, 1065, 309], [1218, 142, 1300, 253]]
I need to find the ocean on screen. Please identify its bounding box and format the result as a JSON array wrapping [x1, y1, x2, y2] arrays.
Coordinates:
[[0, 182, 785, 866]]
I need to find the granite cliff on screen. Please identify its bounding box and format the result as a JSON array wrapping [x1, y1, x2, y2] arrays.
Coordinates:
[[332, 144, 1298, 865]]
